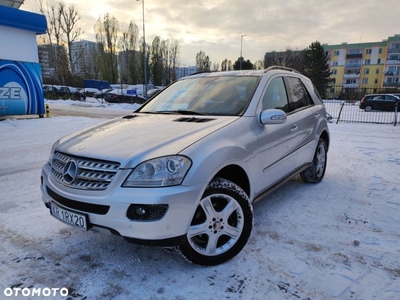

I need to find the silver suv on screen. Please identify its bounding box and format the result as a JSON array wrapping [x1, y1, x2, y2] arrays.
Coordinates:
[[41, 66, 330, 266]]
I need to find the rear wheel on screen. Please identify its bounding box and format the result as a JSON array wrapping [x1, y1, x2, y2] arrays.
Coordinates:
[[300, 138, 327, 183], [178, 178, 253, 266], [365, 105, 372, 112]]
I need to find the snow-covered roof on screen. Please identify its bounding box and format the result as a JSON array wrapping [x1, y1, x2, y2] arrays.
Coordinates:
[[0, 4, 46, 34], [0, 0, 24, 9]]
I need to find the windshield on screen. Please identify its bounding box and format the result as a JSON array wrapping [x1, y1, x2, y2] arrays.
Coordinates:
[[139, 76, 259, 116]]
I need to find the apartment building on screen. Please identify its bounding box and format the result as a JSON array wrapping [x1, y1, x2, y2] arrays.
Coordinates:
[[70, 40, 98, 77], [323, 34, 400, 97], [175, 66, 198, 80], [37, 44, 67, 79], [37, 44, 53, 78]]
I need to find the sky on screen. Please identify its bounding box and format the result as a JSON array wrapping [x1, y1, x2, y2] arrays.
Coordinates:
[[22, 0, 400, 67], [1, 98, 399, 299]]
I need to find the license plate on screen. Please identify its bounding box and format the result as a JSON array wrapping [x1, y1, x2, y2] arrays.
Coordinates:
[[50, 202, 88, 230]]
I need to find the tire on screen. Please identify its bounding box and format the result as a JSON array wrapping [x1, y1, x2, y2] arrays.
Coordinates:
[[178, 178, 253, 266], [365, 105, 372, 112], [300, 138, 327, 183]]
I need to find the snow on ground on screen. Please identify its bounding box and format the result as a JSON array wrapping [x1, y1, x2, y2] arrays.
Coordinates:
[[0, 99, 399, 300]]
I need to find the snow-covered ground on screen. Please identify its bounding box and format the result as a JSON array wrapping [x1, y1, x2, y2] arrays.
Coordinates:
[[1, 99, 399, 300]]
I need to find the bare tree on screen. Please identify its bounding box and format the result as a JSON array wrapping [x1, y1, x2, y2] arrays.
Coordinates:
[[253, 60, 264, 70], [160, 39, 180, 85], [38, 0, 83, 84], [212, 63, 220, 71], [196, 51, 211, 72], [150, 36, 164, 86], [263, 48, 303, 70], [39, 0, 69, 84], [94, 13, 119, 83], [221, 59, 233, 71], [60, 2, 83, 75], [118, 22, 139, 84]]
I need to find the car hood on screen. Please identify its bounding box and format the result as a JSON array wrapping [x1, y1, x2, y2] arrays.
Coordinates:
[[55, 113, 237, 168]]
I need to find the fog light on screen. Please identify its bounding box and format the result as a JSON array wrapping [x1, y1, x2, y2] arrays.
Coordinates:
[[126, 204, 169, 221], [127, 204, 149, 220], [136, 207, 146, 216]]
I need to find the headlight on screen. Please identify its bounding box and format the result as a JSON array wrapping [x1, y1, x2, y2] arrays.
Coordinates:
[[47, 143, 58, 166], [48, 153, 53, 166], [122, 156, 192, 187]]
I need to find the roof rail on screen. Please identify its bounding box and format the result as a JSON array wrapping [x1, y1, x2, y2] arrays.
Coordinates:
[[187, 70, 213, 76], [264, 66, 301, 74]]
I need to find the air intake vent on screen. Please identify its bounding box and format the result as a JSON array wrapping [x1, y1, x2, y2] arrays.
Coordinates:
[[173, 117, 215, 123], [122, 114, 137, 119]]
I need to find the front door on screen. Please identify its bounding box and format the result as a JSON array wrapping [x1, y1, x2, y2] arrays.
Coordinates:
[[255, 76, 300, 194]]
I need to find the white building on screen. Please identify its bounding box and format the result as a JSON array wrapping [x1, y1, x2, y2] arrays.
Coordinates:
[[175, 66, 198, 80], [70, 40, 98, 77]]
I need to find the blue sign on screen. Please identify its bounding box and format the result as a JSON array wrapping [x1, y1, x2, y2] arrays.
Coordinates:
[[126, 89, 137, 96], [0, 60, 45, 116]]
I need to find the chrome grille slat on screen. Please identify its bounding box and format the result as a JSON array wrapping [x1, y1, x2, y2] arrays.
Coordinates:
[[51, 151, 120, 190]]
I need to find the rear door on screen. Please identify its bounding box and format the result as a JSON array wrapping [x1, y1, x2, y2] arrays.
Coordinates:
[[284, 76, 320, 167], [372, 95, 385, 110], [383, 95, 397, 111]]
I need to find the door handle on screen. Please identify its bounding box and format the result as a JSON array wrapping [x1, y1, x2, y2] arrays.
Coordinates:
[[315, 113, 320, 119], [291, 124, 298, 133]]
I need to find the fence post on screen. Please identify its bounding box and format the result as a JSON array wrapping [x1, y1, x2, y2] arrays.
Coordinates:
[[395, 100, 398, 126], [336, 102, 345, 124]]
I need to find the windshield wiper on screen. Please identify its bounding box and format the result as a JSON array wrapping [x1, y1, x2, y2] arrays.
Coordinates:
[[155, 110, 205, 115]]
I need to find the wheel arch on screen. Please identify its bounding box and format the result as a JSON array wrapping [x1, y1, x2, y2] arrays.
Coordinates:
[[319, 129, 330, 151], [213, 164, 251, 198]]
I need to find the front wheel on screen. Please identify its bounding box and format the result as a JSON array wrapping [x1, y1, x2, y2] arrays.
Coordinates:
[[178, 178, 253, 266], [300, 138, 327, 183]]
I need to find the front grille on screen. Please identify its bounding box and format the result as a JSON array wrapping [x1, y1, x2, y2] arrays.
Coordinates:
[[51, 151, 120, 190], [46, 187, 110, 215]]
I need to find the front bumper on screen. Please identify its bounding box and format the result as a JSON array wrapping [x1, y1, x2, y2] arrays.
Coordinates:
[[40, 163, 205, 246]]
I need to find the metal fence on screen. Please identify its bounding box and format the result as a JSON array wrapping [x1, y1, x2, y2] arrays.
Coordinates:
[[323, 84, 399, 125], [323, 100, 398, 125], [326, 84, 400, 101]]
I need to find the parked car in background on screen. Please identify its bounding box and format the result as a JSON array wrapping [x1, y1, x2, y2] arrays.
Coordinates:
[[146, 88, 163, 99], [41, 66, 330, 266], [359, 94, 400, 112], [94, 88, 113, 99], [57, 86, 86, 101], [82, 88, 99, 97], [43, 85, 86, 101], [104, 92, 146, 104]]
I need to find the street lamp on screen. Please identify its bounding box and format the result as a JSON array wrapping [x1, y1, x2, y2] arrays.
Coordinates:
[[137, 0, 147, 98], [240, 34, 246, 70]]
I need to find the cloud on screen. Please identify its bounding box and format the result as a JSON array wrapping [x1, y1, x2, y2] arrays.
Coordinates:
[[22, 0, 400, 66]]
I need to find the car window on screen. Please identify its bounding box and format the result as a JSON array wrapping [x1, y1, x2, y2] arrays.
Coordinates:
[[261, 77, 289, 112], [373, 95, 384, 100], [285, 77, 313, 111], [385, 95, 396, 101], [140, 76, 259, 115]]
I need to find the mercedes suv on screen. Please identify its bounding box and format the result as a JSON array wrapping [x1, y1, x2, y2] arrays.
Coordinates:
[[41, 66, 330, 266]]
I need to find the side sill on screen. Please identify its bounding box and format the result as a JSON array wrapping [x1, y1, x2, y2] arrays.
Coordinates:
[[253, 162, 313, 204]]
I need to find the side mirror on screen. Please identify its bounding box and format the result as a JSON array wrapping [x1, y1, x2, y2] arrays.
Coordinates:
[[260, 109, 287, 125]]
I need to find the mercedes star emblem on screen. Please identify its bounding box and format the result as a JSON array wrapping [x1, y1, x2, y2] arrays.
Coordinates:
[[62, 160, 78, 183]]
